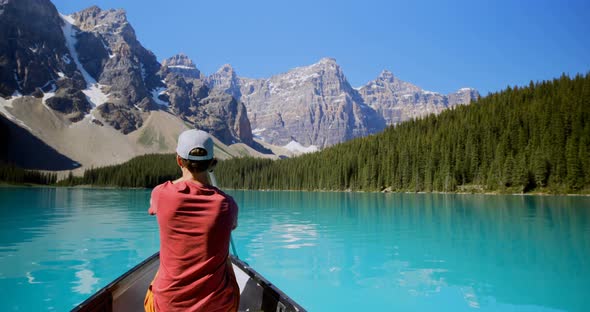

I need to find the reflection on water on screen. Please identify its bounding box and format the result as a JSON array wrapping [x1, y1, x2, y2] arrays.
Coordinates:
[[279, 223, 317, 249], [229, 191, 590, 312], [73, 268, 99, 294]]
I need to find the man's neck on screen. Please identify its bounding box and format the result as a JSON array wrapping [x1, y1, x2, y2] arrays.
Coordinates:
[[176, 169, 210, 185]]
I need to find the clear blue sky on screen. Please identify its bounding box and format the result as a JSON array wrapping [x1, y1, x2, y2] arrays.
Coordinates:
[[51, 0, 590, 95]]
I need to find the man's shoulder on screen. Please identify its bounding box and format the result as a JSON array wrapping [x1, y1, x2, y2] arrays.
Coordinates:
[[152, 181, 173, 194]]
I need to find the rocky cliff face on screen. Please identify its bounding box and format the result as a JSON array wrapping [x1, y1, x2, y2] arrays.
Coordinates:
[[358, 70, 479, 125], [448, 87, 479, 107], [0, 1, 163, 131], [0, 1, 254, 144], [70, 6, 162, 95], [161, 53, 202, 79], [207, 60, 478, 148], [68, 6, 164, 132], [160, 55, 253, 145], [208, 58, 386, 148], [0, 0, 90, 121], [194, 91, 253, 145], [0, 0, 73, 96], [206, 64, 242, 100]]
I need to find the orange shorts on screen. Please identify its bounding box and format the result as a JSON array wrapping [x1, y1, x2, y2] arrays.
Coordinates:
[[144, 273, 156, 312]]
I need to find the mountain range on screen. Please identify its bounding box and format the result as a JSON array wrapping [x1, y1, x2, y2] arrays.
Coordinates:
[[0, 0, 478, 171], [205, 59, 478, 147]]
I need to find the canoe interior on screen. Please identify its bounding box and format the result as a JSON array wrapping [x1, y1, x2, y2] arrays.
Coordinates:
[[71, 252, 306, 312]]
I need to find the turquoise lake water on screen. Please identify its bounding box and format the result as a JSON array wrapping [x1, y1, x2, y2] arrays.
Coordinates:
[[0, 187, 589, 311]]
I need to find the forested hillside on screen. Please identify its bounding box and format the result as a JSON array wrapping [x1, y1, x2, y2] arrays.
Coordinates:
[[56, 154, 178, 187], [216, 74, 590, 193], [35, 73, 589, 194], [0, 162, 57, 185]]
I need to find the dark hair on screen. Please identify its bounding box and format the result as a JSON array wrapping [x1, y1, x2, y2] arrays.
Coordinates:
[[179, 148, 216, 173]]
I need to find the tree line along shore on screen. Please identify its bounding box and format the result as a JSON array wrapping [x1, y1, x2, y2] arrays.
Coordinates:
[[2, 73, 589, 194]]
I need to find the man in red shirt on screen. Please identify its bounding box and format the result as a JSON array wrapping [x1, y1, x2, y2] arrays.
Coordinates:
[[145, 129, 239, 312]]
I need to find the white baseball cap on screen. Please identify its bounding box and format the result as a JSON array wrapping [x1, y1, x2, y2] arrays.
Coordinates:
[[176, 129, 214, 160]]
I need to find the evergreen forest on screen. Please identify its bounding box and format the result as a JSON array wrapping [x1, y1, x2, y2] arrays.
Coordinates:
[[55, 154, 179, 187], [3, 73, 589, 194], [0, 161, 57, 185], [215, 74, 590, 193]]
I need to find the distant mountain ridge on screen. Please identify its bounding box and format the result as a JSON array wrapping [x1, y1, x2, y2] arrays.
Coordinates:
[[0, 0, 479, 170], [205, 59, 478, 147], [205, 58, 386, 147], [358, 70, 479, 125]]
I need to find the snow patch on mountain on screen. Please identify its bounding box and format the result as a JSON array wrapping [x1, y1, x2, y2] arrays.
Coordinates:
[[151, 87, 168, 106], [252, 128, 266, 140], [168, 65, 195, 70], [84, 86, 109, 108], [60, 14, 109, 108], [284, 140, 319, 154]]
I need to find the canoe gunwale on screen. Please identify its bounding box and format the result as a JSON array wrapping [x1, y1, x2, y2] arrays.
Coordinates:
[[71, 252, 160, 312], [71, 252, 306, 312], [232, 256, 306, 312]]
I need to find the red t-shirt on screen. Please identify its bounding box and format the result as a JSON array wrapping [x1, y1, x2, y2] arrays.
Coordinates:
[[149, 180, 239, 312]]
